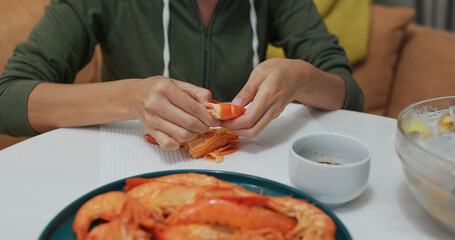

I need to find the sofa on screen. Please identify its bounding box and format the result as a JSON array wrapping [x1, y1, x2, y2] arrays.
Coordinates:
[[1, 1, 455, 150]]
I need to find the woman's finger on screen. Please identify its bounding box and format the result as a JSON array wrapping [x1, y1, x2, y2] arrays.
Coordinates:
[[152, 97, 210, 134], [173, 80, 212, 104], [230, 65, 267, 107], [142, 101, 200, 143], [164, 81, 214, 129], [140, 122, 180, 150], [229, 101, 287, 139], [222, 76, 278, 131], [142, 79, 212, 133]]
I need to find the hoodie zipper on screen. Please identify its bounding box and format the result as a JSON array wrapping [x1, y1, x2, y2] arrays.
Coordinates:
[[202, 29, 209, 88], [194, 0, 223, 89]]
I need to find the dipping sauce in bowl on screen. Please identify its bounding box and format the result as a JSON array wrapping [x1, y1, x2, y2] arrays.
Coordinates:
[[289, 132, 371, 208], [318, 161, 341, 165], [310, 151, 343, 165]]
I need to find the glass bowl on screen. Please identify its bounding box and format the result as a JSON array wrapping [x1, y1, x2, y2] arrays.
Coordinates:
[[396, 96, 455, 234]]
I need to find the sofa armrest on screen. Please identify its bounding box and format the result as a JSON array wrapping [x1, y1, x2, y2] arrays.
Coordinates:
[[352, 5, 415, 116], [0, 134, 29, 150], [386, 24, 455, 118], [0, 0, 102, 149]]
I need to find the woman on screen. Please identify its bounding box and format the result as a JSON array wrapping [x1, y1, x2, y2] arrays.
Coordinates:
[[0, 0, 363, 149]]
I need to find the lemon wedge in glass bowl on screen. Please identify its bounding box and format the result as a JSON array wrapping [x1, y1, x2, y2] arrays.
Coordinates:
[[396, 96, 455, 235]]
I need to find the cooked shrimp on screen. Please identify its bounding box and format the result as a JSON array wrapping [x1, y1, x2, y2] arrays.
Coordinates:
[[266, 196, 336, 240]]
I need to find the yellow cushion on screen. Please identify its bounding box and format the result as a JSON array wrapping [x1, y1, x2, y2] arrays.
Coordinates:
[[266, 0, 371, 64]]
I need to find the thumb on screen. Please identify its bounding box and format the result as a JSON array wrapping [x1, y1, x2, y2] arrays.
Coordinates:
[[231, 68, 265, 107], [191, 88, 212, 104], [174, 80, 212, 104]]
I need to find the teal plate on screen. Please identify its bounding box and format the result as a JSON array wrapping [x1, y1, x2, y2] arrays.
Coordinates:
[[39, 169, 352, 240]]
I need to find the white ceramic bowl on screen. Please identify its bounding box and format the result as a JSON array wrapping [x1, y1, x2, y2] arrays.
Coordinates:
[[289, 132, 372, 208]]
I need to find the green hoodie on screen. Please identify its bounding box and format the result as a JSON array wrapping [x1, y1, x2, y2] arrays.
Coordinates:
[[0, 0, 364, 136]]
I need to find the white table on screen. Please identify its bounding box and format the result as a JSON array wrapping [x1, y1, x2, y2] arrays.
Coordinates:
[[0, 109, 453, 240]]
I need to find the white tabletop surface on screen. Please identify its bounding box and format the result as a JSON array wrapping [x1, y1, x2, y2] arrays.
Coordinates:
[[0, 108, 453, 240]]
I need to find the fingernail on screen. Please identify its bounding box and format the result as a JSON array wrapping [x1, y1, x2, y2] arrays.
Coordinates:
[[231, 97, 244, 106], [211, 119, 222, 127]]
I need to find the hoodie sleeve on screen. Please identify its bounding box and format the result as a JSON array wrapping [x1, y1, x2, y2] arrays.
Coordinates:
[[0, 0, 113, 136], [269, 0, 364, 112]]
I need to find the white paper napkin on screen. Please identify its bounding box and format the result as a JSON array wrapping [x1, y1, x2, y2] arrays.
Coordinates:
[[100, 103, 326, 185]]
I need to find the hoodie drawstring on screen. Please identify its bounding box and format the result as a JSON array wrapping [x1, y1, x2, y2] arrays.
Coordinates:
[[249, 0, 259, 68], [162, 0, 171, 77]]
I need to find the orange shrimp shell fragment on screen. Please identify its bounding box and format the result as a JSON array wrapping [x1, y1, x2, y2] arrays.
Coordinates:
[[204, 102, 247, 121], [183, 128, 239, 159]]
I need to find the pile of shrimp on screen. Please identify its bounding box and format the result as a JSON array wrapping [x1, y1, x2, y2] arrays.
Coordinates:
[[73, 173, 336, 240], [143, 101, 246, 162]]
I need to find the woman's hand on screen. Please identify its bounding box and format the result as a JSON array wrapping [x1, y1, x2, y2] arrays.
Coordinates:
[[222, 58, 346, 138], [127, 76, 215, 150], [28, 76, 214, 150]]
